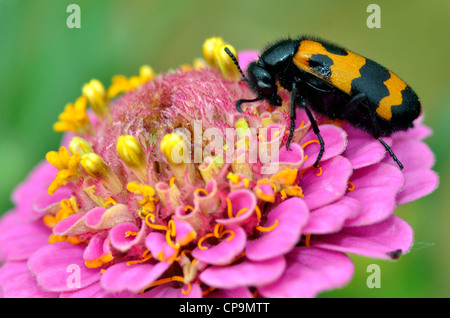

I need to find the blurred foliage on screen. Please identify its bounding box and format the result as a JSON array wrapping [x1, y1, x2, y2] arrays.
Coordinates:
[[0, 0, 448, 297]]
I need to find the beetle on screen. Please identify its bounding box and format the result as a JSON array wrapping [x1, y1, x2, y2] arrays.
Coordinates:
[[224, 36, 422, 169]]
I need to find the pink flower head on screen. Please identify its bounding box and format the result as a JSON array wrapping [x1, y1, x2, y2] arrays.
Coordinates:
[[0, 38, 439, 298]]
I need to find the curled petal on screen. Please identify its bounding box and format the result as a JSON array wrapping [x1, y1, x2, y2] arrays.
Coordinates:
[[192, 226, 246, 265]]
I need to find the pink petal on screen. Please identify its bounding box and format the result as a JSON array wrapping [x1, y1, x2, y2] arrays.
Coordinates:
[[109, 222, 141, 252], [343, 123, 388, 169], [101, 261, 170, 294], [311, 216, 414, 260], [206, 287, 253, 298], [32, 187, 73, 220], [83, 233, 108, 262], [27, 242, 102, 292], [345, 163, 405, 226], [199, 256, 286, 289], [258, 247, 354, 298], [0, 261, 58, 298], [302, 156, 353, 210], [303, 196, 361, 234], [383, 138, 438, 205], [216, 189, 257, 229], [246, 197, 309, 261], [301, 124, 347, 169], [0, 212, 51, 262], [84, 204, 135, 230], [192, 226, 246, 265], [137, 283, 202, 298], [238, 50, 258, 71], [60, 281, 132, 298]]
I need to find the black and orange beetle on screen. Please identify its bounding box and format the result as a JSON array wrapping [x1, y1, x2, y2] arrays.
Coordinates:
[[225, 36, 422, 169]]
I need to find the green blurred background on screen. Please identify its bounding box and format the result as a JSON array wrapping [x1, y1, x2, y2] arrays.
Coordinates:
[[0, 0, 448, 297]]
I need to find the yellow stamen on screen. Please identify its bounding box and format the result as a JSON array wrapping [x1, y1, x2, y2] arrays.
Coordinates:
[[235, 207, 249, 218], [254, 205, 262, 222], [195, 188, 209, 196], [126, 250, 153, 266], [298, 120, 305, 128], [221, 230, 235, 241], [145, 215, 168, 231], [304, 234, 311, 247], [117, 135, 147, 182], [256, 219, 279, 232], [146, 276, 191, 295], [125, 231, 139, 237], [302, 139, 320, 149], [202, 286, 217, 296], [347, 181, 355, 191], [169, 176, 176, 188], [213, 223, 224, 238], [197, 233, 215, 250], [184, 205, 194, 213], [103, 197, 117, 208], [226, 198, 233, 219], [316, 166, 323, 176]]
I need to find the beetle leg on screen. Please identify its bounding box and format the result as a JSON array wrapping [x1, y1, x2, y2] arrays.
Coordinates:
[[349, 98, 405, 170], [304, 105, 325, 168], [235, 97, 261, 113], [286, 81, 298, 149]]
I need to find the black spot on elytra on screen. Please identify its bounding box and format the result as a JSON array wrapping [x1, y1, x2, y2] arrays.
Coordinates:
[[309, 54, 333, 78], [350, 58, 390, 110], [322, 43, 348, 56]]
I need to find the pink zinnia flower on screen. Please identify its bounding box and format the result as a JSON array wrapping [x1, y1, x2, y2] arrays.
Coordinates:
[[0, 38, 438, 298]]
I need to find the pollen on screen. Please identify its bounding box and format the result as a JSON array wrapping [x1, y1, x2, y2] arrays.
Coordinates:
[[202, 37, 240, 80], [53, 96, 92, 134], [107, 65, 155, 98], [46, 146, 81, 195]]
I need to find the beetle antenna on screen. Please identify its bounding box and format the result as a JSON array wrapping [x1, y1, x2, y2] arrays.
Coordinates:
[[224, 47, 248, 82]]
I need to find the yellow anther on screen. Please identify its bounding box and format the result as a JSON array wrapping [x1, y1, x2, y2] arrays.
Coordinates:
[[160, 133, 187, 165], [184, 205, 194, 213], [256, 219, 279, 232], [213, 223, 224, 238], [82, 79, 109, 117], [69, 136, 93, 155], [283, 185, 304, 198], [125, 231, 139, 237], [53, 96, 92, 134], [347, 181, 355, 192], [145, 214, 168, 231], [203, 37, 225, 67], [254, 205, 262, 222], [221, 229, 235, 241], [298, 120, 306, 128]]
